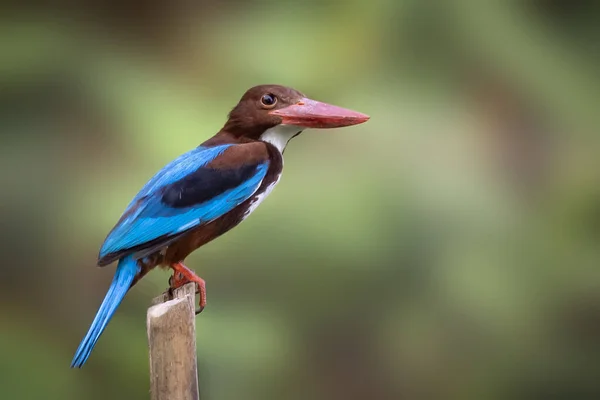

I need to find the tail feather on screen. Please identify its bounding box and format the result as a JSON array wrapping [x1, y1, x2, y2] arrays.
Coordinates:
[[71, 255, 139, 368]]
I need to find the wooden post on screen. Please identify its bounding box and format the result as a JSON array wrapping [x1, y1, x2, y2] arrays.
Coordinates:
[[147, 282, 200, 400]]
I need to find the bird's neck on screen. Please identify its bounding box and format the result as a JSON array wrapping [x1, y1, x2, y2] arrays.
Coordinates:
[[258, 125, 303, 153], [201, 125, 303, 153], [200, 131, 249, 147]]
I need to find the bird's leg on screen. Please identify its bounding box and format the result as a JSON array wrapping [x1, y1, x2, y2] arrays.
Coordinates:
[[169, 262, 206, 314], [168, 271, 188, 290], [167, 271, 186, 298]]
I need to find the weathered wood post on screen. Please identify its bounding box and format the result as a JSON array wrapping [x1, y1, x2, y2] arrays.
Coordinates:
[[147, 282, 200, 400]]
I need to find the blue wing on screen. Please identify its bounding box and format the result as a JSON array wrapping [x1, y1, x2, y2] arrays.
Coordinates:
[[121, 145, 230, 214], [98, 144, 269, 263]]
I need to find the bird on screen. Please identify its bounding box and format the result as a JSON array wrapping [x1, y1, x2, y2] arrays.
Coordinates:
[[71, 84, 369, 368]]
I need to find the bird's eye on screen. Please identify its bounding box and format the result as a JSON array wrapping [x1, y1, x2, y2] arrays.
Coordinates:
[[260, 93, 277, 108]]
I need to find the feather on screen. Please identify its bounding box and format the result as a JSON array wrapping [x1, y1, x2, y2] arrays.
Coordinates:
[[71, 255, 140, 368], [121, 145, 232, 219], [98, 144, 270, 263]]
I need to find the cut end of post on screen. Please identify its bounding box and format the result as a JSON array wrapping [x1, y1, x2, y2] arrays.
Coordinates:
[[150, 282, 198, 306], [148, 297, 186, 319]]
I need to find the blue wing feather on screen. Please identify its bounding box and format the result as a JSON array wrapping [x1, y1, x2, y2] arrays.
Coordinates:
[[122, 144, 231, 214], [99, 144, 268, 259]]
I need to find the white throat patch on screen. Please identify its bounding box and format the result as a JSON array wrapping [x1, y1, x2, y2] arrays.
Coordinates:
[[260, 124, 303, 153]]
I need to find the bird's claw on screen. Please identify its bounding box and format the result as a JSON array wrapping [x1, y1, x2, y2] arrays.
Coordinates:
[[168, 262, 207, 315]]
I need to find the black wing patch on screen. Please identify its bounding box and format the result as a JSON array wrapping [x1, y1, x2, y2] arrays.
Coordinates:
[[161, 163, 262, 208]]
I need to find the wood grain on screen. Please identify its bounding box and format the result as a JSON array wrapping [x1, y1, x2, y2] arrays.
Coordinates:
[[147, 283, 199, 400]]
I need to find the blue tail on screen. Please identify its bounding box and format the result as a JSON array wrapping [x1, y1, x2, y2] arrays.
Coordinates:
[[71, 255, 139, 368]]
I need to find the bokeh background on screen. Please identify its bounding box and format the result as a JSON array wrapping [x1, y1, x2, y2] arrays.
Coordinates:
[[1, 1, 599, 399]]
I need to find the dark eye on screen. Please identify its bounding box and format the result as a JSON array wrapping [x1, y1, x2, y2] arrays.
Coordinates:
[[260, 93, 277, 108]]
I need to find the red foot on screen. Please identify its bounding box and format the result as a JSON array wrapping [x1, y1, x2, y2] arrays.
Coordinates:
[[169, 262, 206, 314]]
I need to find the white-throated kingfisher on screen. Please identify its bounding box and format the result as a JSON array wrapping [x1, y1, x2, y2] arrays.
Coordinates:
[[71, 84, 369, 367]]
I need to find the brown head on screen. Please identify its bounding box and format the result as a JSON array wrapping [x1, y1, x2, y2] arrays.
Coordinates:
[[220, 84, 369, 152]]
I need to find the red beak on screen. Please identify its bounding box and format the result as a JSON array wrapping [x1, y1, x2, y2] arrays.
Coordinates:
[[269, 98, 369, 128]]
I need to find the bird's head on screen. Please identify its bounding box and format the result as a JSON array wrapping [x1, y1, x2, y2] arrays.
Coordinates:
[[222, 84, 369, 152]]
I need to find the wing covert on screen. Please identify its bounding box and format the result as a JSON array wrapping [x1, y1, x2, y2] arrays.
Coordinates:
[[98, 144, 270, 264]]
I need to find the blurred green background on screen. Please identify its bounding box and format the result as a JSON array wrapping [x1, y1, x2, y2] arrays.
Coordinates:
[[1, 1, 599, 399]]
